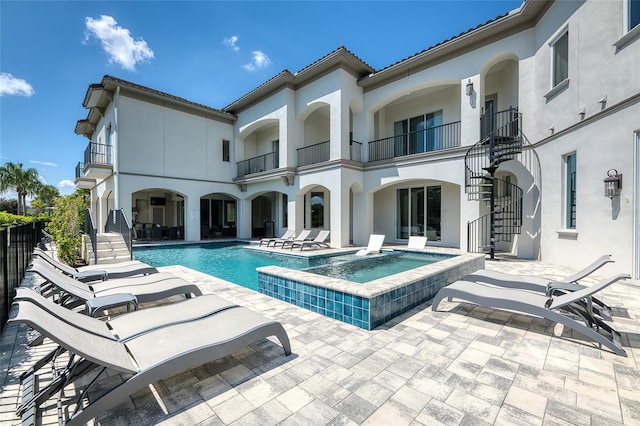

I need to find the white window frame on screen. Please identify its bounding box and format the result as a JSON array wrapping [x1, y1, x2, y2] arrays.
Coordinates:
[[626, 0, 640, 32], [550, 27, 569, 89]]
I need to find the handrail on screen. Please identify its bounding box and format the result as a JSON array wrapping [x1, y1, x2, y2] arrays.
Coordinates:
[[84, 142, 113, 166], [465, 106, 523, 258], [297, 140, 330, 166], [105, 209, 133, 261], [236, 151, 278, 178], [368, 121, 461, 162], [84, 209, 98, 264]]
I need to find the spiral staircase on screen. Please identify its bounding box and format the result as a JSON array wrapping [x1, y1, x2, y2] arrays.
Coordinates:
[[465, 106, 523, 259]]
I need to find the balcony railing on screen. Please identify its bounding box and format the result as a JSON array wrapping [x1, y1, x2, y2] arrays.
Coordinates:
[[297, 140, 330, 167], [236, 151, 279, 178], [84, 142, 113, 165], [368, 121, 461, 162], [75, 162, 85, 179]]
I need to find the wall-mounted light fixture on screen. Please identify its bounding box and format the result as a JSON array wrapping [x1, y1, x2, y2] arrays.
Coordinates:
[[466, 79, 473, 96], [604, 169, 622, 198]]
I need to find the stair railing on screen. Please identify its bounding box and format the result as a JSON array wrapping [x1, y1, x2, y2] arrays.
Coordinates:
[[105, 209, 134, 261], [465, 107, 523, 258], [84, 208, 98, 265]]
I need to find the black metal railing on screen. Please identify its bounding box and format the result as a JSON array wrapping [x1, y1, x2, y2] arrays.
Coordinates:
[[465, 106, 523, 258], [350, 140, 362, 162], [75, 162, 85, 179], [297, 140, 330, 166], [368, 121, 461, 162], [84, 209, 98, 265], [1, 221, 44, 332], [84, 142, 113, 166], [105, 209, 133, 260], [236, 151, 278, 178]]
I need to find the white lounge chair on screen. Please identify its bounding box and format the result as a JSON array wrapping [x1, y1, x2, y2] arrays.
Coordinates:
[[273, 229, 312, 248], [259, 229, 295, 247], [407, 236, 427, 249], [290, 230, 330, 251], [355, 234, 385, 256]]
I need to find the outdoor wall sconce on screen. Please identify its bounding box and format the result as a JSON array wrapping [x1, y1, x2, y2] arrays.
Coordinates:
[[466, 79, 474, 96], [604, 169, 622, 198]]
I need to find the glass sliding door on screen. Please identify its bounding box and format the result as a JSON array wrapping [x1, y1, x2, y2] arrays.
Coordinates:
[[397, 188, 409, 239], [409, 115, 426, 154], [426, 186, 441, 241], [394, 120, 408, 157], [425, 110, 443, 151], [396, 185, 441, 241], [410, 187, 425, 236]]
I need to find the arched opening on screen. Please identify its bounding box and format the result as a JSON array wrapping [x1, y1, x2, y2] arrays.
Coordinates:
[[132, 189, 185, 240]]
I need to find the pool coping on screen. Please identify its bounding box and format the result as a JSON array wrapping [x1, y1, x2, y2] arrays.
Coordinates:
[[256, 249, 485, 330]]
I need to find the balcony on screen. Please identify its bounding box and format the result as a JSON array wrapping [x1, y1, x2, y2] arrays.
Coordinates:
[[368, 121, 461, 162], [236, 151, 279, 178], [83, 142, 113, 179], [74, 162, 96, 189], [297, 141, 330, 167]]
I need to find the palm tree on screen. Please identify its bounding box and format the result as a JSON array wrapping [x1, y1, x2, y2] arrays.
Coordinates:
[[0, 162, 41, 216], [34, 184, 60, 215]]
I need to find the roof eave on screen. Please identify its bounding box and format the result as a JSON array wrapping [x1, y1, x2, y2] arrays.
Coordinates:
[[359, 0, 553, 89]]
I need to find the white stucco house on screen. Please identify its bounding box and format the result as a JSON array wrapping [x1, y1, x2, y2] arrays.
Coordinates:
[[74, 0, 640, 277]]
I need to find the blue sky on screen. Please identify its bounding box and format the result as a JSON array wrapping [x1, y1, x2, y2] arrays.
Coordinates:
[[0, 0, 521, 198]]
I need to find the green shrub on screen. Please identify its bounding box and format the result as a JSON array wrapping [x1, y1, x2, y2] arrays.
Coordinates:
[[0, 211, 33, 227], [45, 195, 86, 265]]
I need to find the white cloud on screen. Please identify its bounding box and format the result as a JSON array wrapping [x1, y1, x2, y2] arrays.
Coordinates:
[[0, 73, 35, 97], [243, 50, 271, 72], [85, 15, 154, 71], [30, 160, 58, 167], [58, 180, 75, 189], [223, 35, 240, 51]]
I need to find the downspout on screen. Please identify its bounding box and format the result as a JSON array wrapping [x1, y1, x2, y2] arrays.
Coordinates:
[[113, 85, 120, 211]]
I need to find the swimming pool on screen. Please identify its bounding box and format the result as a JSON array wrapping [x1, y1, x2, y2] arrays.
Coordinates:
[[133, 243, 446, 290], [135, 242, 484, 329]]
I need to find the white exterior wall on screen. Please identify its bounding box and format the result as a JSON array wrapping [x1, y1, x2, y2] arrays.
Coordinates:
[[78, 0, 638, 276]]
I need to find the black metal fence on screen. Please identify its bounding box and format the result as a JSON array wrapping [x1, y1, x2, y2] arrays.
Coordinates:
[[0, 221, 44, 332], [236, 151, 279, 178], [297, 141, 330, 166]]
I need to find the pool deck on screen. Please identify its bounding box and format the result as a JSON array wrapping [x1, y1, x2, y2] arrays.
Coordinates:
[[2, 254, 640, 425]]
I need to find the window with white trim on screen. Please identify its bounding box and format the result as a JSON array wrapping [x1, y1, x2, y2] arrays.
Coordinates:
[[551, 30, 569, 87], [628, 0, 640, 32], [565, 153, 577, 229]]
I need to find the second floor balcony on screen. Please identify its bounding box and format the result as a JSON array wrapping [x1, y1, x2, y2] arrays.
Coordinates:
[[368, 121, 461, 162], [236, 151, 279, 178], [82, 142, 113, 179], [74, 162, 96, 189]]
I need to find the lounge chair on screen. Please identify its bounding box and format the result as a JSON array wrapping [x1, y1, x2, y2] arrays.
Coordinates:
[[32, 247, 158, 281], [259, 229, 295, 247], [290, 230, 330, 251], [28, 263, 202, 308], [272, 229, 312, 248], [464, 254, 614, 316], [432, 273, 631, 356], [10, 299, 291, 426], [407, 236, 427, 250], [355, 234, 385, 256], [13, 289, 241, 414]]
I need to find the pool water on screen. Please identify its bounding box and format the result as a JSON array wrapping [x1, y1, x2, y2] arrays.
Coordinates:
[[133, 243, 445, 290]]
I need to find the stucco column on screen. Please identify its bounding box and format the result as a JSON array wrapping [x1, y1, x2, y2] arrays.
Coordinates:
[[294, 192, 305, 234], [238, 198, 252, 239], [352, 190, 373, 246], [329, 184, 350, 248], [185, 196, 201, 242], [461, 75, 481, 146]]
